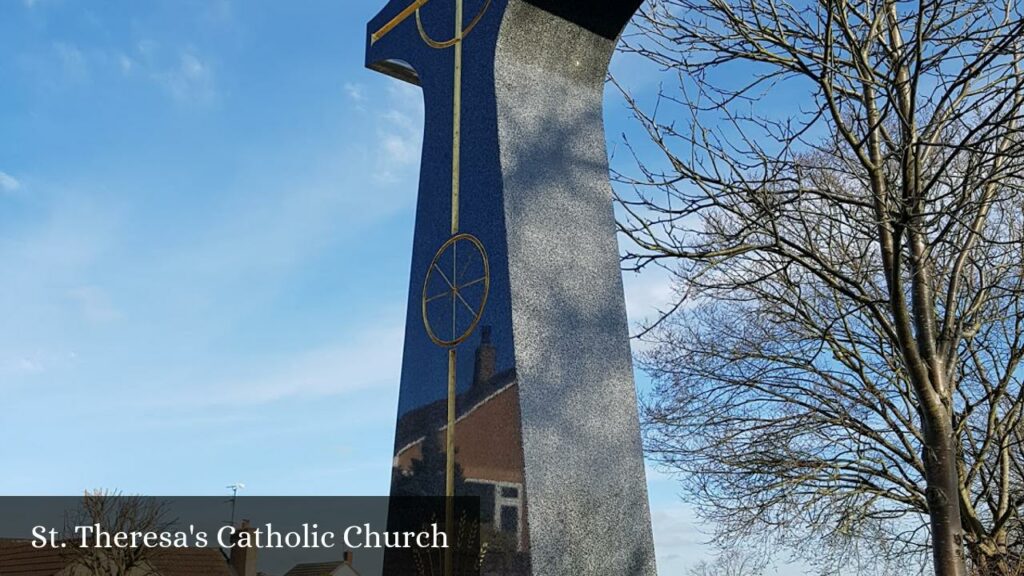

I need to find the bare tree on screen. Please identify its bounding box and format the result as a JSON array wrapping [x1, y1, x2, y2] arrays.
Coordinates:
[[612, 1, 1024, 576], [64, 491, 173, 576], [688, 549, 767, 576]]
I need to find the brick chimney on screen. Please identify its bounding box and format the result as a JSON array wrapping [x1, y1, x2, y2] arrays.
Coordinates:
[[343, 551, 353, 565], [229, 520, 257, 576], [472, 326, 496, 387]]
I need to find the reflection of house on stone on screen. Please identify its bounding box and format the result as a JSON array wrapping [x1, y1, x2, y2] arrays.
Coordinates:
[[393, 327, 528, 551], [282, 552, 359, 576], [0, 538, 245, 576]]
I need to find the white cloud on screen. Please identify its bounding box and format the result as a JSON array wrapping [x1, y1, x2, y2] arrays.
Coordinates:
[[650, 503, 713, 573], [139, 323, 405, 409], [18, 357, 44, 375], [119, 42, 216, 103], [137, 40, 158, 60], [0, 190, 122, 384], [645, 461, 679, 485], [118, 54, 134, 74], [233, 327, 404, 404], [344, 82, 366, 103], [67, 285, 122, 324], [374, 83, 424, 184], [202, 0, 233, 23], [0, 351, 49, 379], [622, 266, 678, 327], [0, 171, 20, 193], [53, 42, 89, 83], [157, 50, 217, 104], [380, 133, 419, 167], [622, 265, 684, 356]]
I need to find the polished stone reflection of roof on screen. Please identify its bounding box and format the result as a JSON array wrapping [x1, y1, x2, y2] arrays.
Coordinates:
[[394, 367, 517, 452], [283, 560, 361, 576]]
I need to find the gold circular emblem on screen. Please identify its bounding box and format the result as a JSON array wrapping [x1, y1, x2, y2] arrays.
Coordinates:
[[422, 233, 490, 348]]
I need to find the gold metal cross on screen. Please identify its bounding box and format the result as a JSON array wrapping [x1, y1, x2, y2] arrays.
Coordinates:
[[372, 2, 492, 575]]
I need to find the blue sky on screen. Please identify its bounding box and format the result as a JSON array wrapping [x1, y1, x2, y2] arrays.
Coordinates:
[[0, 1, 807, 574]]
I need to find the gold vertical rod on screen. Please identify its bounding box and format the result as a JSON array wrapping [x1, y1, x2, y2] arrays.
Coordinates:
[[450, 0, 464, 236], [448, 4, 464, 575], [445, 347, 457, 576]]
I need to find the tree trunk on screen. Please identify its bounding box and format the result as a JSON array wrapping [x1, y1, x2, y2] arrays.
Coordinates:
[[924, 417, 968, 576], [970, 534, 1014, 576]]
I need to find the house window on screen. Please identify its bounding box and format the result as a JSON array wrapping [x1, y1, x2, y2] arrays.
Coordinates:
[[465, 479, 524, 551], [464, 481, 496, 524], [500, 505, 519, 534]]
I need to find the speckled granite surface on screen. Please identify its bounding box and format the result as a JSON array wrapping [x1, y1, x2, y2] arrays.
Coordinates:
[[495, 2, 656, 574]]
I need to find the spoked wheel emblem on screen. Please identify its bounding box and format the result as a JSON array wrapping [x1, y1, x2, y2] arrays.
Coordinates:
[[421, 233, 490, 348]]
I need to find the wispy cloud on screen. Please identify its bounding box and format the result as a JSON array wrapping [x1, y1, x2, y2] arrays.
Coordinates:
[[156, 49, 217, 105], [650, 503, 712, 572], [374, 83, 423, 184], [142, 323, 405, 409], [67, 285, 122, 324], [623, 266, 678, 327], [344, 82, 366, 104], [117, 54, 134, 74], [0, 171, 20, 193], [201, 0, 233, 24], [0, 348, 72, 380], [622, 265, 684, 356], [53, 42, 90, 83], [18, 357, 45, 374], [225, 326, 404, 405]]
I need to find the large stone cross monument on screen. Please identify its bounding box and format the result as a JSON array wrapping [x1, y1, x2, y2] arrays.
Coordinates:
[[366, 1, 656, 574]]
